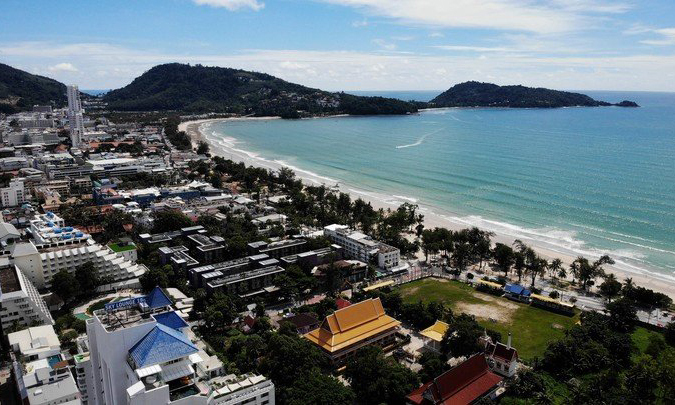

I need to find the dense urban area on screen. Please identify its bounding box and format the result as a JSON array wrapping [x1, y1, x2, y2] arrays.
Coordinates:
[[1, 85, 674, 405]]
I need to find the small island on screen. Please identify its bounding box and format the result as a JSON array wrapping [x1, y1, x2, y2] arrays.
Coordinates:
[[430, 81, 639, 108]]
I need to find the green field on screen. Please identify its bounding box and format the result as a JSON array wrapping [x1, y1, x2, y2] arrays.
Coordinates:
[[397, 279, 579, 361], [108, 242, 137, 252]]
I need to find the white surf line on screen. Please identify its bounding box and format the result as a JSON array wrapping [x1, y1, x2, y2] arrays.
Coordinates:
[[395, 128, 444, 149]]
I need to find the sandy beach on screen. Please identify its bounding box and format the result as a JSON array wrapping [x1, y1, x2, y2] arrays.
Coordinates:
[[182, 117, 675, 299]]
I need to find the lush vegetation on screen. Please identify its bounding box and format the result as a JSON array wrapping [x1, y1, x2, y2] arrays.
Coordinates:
[[502, 307, 675, 404], [103, 63, 417, 116], [0, 62, 66, 113], [393, 279, 578, 360], [430, 81, 638, 108], [163, 115, 192, 150]]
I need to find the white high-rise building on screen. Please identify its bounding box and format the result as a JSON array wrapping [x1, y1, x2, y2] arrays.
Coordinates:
[[1, 178, 26, 208], [67, 84, 82, 112], [0, 258, 54, 333], [85, 287, 275, 405], [67, 84, 85, 148]]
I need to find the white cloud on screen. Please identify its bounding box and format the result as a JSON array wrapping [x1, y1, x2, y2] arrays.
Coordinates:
[[2, 41, 675, 91], [48, 62, 78, 72], [318, 0, 629, 33], [433, 45, 513, 52], [372, 38, 396, 50], [191, 0, 264, 11], [351, 18, 368, 27], [640, 28, 675, 46]]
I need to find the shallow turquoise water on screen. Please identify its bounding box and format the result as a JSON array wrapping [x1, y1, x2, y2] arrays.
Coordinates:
[[205, 91, 675, 280]]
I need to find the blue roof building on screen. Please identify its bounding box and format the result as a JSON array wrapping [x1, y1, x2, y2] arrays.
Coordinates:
[[144, 286, 172, 309], [128, 324, 198, 368], [152, 311, 188, 331], [504, 284, 531, 302]]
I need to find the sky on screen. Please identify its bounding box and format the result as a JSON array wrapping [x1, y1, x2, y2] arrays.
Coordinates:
[[1, 0, 675, 91]]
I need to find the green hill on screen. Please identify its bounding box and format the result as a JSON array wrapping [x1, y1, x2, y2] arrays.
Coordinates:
[[0, 63, 67, 113], [431, 81, 638, 108], [103, 63, 417, 116]]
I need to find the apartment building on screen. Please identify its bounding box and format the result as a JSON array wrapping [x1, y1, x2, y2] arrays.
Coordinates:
[[0, 259, 54, 333], [323, 224, 402, 271], [1, 178, 26, 208]]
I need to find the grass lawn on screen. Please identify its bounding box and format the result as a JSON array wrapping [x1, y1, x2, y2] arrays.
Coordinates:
[[86, 298, 113, 315], [397, 279, 579, 361], [108, 242, 136, 253], [631, 326, 661, 357]]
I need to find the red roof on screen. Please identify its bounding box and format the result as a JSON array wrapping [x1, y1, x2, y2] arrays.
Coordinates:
[[491, 342, 518, 362], [406, 355, 502, 405], [336, 298, 352, 310]]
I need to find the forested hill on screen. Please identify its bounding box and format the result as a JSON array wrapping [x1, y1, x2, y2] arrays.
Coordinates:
[[431, 81, 638, 108], [103, 63, 417, 116], [0, 63, 67, 113]]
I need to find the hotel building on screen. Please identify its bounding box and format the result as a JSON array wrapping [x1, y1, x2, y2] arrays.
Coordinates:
[[85, 287, 275, 405], [323, 224, 403, 271]]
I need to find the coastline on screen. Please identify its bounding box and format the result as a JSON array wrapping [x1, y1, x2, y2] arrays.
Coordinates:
[[183, 117, 675, 299]]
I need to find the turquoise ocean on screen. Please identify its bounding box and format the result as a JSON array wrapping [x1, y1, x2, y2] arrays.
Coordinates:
[[203, 91, 675, 281]]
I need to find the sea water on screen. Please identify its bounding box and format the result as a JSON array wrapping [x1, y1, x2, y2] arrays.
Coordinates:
[[204, 91, 675, 281]]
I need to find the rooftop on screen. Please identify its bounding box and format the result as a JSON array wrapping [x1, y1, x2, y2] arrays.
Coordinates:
[[406, 354, 502, 405], [304, 298, 400, 353], [0, 262, 21, 294], [420, 320, 450, 343], [129, 324, 199, 368]]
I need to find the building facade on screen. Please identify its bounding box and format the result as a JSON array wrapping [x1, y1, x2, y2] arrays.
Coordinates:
[[323, 224, 402, 271], [0, 259, 54, 332], [1, 178, 26, 208], [85, 287, 275, 405]]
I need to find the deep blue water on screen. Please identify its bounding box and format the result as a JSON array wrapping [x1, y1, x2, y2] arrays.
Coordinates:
[[204, 91, 675, 280]]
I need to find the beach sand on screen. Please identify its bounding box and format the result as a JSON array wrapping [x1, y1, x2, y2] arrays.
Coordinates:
[[183, 118, 675, 299]]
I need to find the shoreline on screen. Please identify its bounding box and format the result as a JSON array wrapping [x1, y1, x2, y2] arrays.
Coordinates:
[[183, 117, 675, 299]]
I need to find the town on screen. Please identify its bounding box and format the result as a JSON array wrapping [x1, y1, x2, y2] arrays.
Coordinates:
[[1, 85, 675, 405]]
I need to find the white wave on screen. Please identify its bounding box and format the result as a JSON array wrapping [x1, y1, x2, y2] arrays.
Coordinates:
[[436, 213, 675, 281], [395, 128, 443, 149], [396, 134, 429, 149], [392, 195, 418, 203]]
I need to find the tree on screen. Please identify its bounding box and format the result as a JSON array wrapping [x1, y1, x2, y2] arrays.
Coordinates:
[[151, 210, 193, 233], [51, 270, 79, 302], [599, 273, 622, 302], [571, 255, 614, 291], [418, 351, 447, 382], [344, 346, 419, 405], [548, 258, 563, 281], [75, 262, 100, 295], [203, 293, 238, 333], [665, 322, 675, 347], [492, 243, 515, 275], [197, 140, 210, 154], [451, 241, 472, 272], [441, 313, 483, 357], [605, 297, 638, 333], [508, 369, 550, 403], [139, 267, 169, 292]]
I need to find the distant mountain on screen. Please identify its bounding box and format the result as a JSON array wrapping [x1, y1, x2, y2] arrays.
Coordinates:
[[104, 63, 417, 116], [0, 63, 67, 113], [431, 81, 638, 108]]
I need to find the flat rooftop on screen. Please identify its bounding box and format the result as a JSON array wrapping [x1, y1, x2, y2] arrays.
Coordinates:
[[0, 264, 21, 294]]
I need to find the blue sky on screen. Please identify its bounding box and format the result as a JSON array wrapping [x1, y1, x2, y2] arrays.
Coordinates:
[[1, 0, 675, 91]]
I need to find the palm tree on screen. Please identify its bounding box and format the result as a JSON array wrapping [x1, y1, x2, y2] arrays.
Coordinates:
[[548, 258, 563, 282], [557, 267, 567, 280]]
